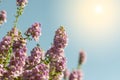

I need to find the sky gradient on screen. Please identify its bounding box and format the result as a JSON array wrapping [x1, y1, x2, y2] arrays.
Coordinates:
[[0, 0, 120, 80]]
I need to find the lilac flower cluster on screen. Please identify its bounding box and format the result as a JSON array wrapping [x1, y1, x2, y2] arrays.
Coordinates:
[[0, 36, 12, 54], [6, 38, 27, 79], [54, 26, 68, 49], [23, 63, 49, 80], [0, 10, 7, 25], [0, 27, 20, 72], [0, 36, 12, 65], [0, 64, 6, 77], [26, 46, 43, 68], [25, 23, 41, 41], [69, 70, 83, 80], [7, 27, 19, 41], [46, 26, 68, 80], [0, 0, 87, 79], [50, 52, 66, 72], [0, 26, 86, 80], [64, 69, 70, 80], [16, 0, 28, 7]]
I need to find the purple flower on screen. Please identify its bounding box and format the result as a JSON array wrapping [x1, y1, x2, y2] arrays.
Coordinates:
[[0, 10, 7, 25], [64, 69, 70, 80], [12, 38, 27, 53], [22, 70, 32, 80], [45, 27, 68, 80], [6, 38, 27, 78], [25, 23, 41, 41], [0, 36, 12, 54], [23, 63, 49, 80], [69, 70, 83, 80], [25, 46, 43, 68], [54, 26, 68, 49], [46, 46, 66, 79], [7, 27, 19, 40], [46, 45, 64, 58], [46, 45, 66, 72], [0, 36, 12, 64], [0, 64, 6, 77], [16, 0, 28, 7], [50, 55, 66, 72]]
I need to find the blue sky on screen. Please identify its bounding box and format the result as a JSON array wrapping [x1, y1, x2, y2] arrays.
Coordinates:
[[0, 0, 120, 80]]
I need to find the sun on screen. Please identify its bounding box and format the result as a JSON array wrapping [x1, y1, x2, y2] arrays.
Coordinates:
[[95, 5, 103, 13]]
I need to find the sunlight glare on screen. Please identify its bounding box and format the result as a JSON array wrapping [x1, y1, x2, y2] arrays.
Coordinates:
[[96, 5, 103, 13]]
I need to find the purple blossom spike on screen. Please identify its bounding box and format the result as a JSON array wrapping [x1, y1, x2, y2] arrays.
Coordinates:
[[46, 45, 64, 59], [25, 23, 41, 41], [46, 27, 68, 80], [6, 38, 27, 78], [25, 46, 43, 68], [0, 64, 6, 77], [54, 26, 68, 49], [12, 38, 27, 53], [16, 0, 28, 7], [0, 36, 12, 54], [47, 46, 66, 79], [50, 55, 66, 72], [0, 10, 7, 25], [46, 46, 66, 73], [23, 63, 49, 80], [69, 70, 83, 80], [64, 68, 70, 80], [22, 70, 32, 80], [0, 36, 12, 64], [7, 27, 20, 40]]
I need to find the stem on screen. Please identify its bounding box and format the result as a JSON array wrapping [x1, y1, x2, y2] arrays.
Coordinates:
[[4, 49, 11, 67], [14, 14, 19, 27], [14, 6, 24, 27], [77, 64, 81, 69], [64, 78, 67, 80]]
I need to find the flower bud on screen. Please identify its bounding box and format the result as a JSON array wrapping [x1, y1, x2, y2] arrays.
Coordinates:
[[16, 0, 28, 7], [64, 68, 70, 80], [25, 23, 41, 41], [69, 70, 83, 80], [78, 50, 86, 65], [0, 10, 7, 25]]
